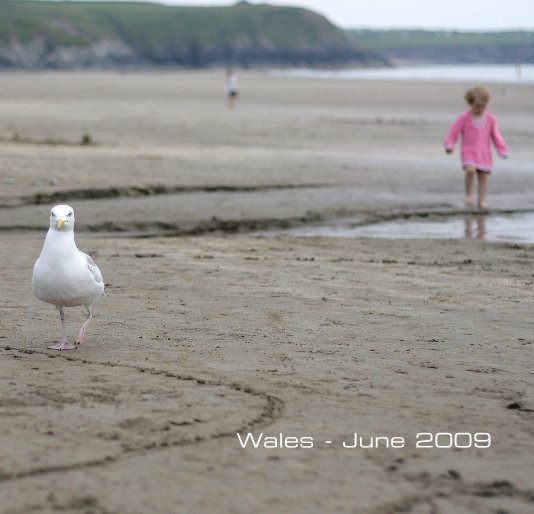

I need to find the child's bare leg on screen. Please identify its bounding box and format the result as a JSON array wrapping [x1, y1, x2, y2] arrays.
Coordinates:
[[464, 167, 476, 206], [477, 171, 489, 209]]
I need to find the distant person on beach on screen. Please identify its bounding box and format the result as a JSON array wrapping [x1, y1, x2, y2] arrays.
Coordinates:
[[444, 86, 508, 209], [225, 69, 238, 109]]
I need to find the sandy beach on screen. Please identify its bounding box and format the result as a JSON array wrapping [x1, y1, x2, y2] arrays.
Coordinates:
[[1, 71, 533, 513]]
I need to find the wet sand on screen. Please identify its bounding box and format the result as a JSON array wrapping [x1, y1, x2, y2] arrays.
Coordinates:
[[1, 71, 534, 513]]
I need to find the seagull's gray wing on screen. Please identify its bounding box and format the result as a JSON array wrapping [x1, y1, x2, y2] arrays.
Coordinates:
[[82, 252, 103, 284]]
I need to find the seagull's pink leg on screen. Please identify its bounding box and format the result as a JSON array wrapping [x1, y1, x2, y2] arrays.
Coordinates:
[[75, 306, 93, 347], [48, 308, 76, 351]]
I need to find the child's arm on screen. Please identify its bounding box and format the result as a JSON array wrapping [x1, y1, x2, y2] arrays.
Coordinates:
[[444, 114, 463, 153], [491, 118, 508, 158]]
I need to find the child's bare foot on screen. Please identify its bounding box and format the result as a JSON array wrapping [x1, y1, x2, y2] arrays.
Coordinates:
[[465, 196, 474, 207], [478, 202, 488, 210]]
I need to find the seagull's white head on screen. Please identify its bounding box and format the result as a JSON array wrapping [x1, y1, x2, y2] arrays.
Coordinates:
[[50, 205, 75, 232]]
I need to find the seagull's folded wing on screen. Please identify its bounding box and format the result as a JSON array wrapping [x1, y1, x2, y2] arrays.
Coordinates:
[[82, 252, 104, 284]]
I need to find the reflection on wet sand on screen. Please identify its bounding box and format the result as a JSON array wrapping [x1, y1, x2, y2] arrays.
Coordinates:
[[464, 215, 487, 240], [259, 210, 534, 243]]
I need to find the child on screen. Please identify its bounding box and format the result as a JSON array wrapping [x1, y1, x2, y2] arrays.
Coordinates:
[[225, 69, 238, 109], [444, 86, 508, 209]]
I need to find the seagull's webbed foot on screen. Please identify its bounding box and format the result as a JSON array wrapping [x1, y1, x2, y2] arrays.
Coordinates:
[[48, 340, 77, 351]]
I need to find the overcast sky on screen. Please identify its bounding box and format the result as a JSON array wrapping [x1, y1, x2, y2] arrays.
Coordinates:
[[160, 0, 534, 30]]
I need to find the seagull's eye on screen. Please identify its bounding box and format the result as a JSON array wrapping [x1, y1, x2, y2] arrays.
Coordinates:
[[67, 212, 73, 217]]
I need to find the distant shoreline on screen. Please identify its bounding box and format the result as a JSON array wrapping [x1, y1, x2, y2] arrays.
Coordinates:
[[275, 63, 534, 83]]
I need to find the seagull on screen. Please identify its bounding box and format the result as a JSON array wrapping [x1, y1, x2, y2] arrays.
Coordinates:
[[32, 205, 104, 350]]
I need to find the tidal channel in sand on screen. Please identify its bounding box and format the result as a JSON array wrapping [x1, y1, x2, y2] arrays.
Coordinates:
[[259, 211, 534, 243]]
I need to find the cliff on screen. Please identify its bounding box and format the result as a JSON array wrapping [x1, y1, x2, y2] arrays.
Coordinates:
[[0, 0, 389, 69]]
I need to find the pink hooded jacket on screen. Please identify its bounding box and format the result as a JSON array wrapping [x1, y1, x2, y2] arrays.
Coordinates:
[[444, 110, 508, 172]]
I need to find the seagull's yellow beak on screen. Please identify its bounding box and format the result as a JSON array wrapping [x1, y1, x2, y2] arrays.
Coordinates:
[[56, 219, 65, 230]]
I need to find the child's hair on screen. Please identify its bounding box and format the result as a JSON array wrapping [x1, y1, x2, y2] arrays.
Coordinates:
[[464, 86, 490, 105]]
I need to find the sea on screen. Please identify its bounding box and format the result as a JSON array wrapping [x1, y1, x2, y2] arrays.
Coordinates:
[[276, 63, 534, 84]]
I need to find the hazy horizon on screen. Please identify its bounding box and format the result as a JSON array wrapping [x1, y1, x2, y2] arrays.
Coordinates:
[[157, 0, 534, 31]]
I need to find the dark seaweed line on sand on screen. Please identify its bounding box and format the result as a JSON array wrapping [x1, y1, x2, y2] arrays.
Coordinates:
[[361, 206, 534, 224], [0, 134, 95, 148], [0, 212, 325, 236], [0, 183, 330, 208], [0, 346, 285, 483]]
